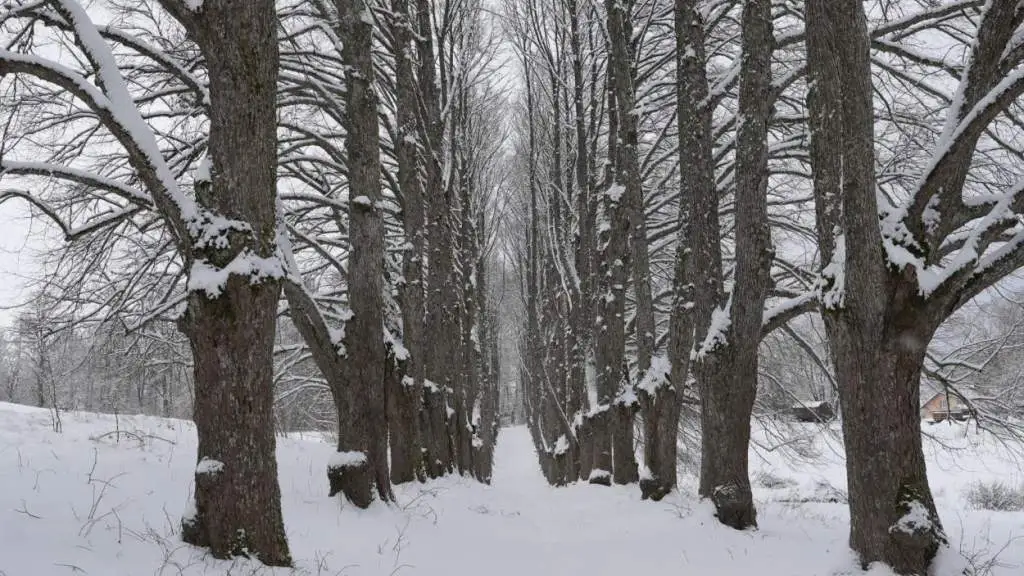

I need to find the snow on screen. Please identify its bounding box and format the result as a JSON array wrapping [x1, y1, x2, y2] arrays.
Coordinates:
[[1, 160, 151, 205], [923, 194, 941, 233], [790, 400, 829, 410], [328, 450, 367, 469], [0, 403, 1021, 575], [695, 293, 733, 359], [890, 499, 933, 535], [553, 435, 570, 456], [762, 291, 816, 330], [606, 184, 625, 202], [819, 234, 846, 309], [187, 251, 285, 298], [183, 0, 204, 10], [52, 1, 197, 223], [195, 457, 224, 475], [384, 329, 410, 361], [637, 355, 671, 395], [194, 155, 211, 183]]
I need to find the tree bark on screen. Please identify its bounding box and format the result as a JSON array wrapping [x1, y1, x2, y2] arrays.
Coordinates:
[[638, 0, 710, 501], [175, 0, 290, 564], [564, 0, 591, 484], [388, 0, 425, 485], [181, 278, 289, 564], [829, 295, 945, 575], [326, 0, 393, 508], [696, 356, 757, 529]]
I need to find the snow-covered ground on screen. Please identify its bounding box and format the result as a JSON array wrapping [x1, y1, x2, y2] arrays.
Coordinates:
[[0, 402, 1020, 575]]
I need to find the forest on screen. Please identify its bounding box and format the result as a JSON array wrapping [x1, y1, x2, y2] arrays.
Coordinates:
[[1, 1, 1024, 575]]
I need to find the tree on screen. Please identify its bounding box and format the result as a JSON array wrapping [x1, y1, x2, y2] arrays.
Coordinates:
[[1, 0, 291, 564], [689, 0, 774, 529], [601, 0, 640, 486], [805, 0, 1024, 572], [322, 0, 394, 508], [386, 0, 427, 485]]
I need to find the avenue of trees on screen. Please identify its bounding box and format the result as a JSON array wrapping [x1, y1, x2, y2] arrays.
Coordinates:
[[508, 0, 1024, 574], [2, 1, 1024, 575]]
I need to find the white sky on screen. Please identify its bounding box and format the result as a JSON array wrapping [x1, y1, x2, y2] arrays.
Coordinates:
[[0, 202, 44, 328]]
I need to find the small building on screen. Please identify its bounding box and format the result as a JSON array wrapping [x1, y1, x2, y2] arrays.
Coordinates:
[[920, 391, 970, 422], [790, 400, 835, 423]]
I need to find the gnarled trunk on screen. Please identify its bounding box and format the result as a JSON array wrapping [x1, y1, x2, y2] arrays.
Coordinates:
[[827, 300, 944, 574], [696, 353, 757, 529]]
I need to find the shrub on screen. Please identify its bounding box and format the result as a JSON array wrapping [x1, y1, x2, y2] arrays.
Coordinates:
[[964, 480, 1024, 511]]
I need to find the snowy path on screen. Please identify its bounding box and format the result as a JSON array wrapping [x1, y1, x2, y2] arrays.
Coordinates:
[[388, 425, 857, 576], [0, 404, 1020, 576]]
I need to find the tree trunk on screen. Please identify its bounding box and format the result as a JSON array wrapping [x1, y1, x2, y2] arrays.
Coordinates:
[[387, 353, 421, 483], [638, 364, 680, 501], [388, 0, 425, 485], [639, 0, 710, 502], [565, 0, 592, 484], [577, 412, 594, 480], [611, 400, 638, 484], [177, 1, 289, 564], [828, 307, 944, 575], [418, 0, 458, 477], [587, 407, 612, 485], [180, 279, 289, 565], [593, 0, 637, 486], [692, 0, 773, 530], [805, 1, 946, 572], [326, 0, 393, 508], [696, 354, 757, 529]]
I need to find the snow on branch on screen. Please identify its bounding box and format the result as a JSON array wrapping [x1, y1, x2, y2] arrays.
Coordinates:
[[761, 291, 818, 337], [52, 0, 195, 219]]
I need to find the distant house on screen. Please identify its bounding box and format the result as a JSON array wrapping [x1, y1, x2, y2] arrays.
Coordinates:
[[920, 391, 970, 422], [790, 400, 835, 423]]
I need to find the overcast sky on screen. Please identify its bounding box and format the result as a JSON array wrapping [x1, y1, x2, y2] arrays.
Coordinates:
[[0, 202, 44, 328]]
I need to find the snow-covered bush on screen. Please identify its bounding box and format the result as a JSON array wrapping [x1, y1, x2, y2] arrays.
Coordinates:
[[964, 481, 1024, 511]]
